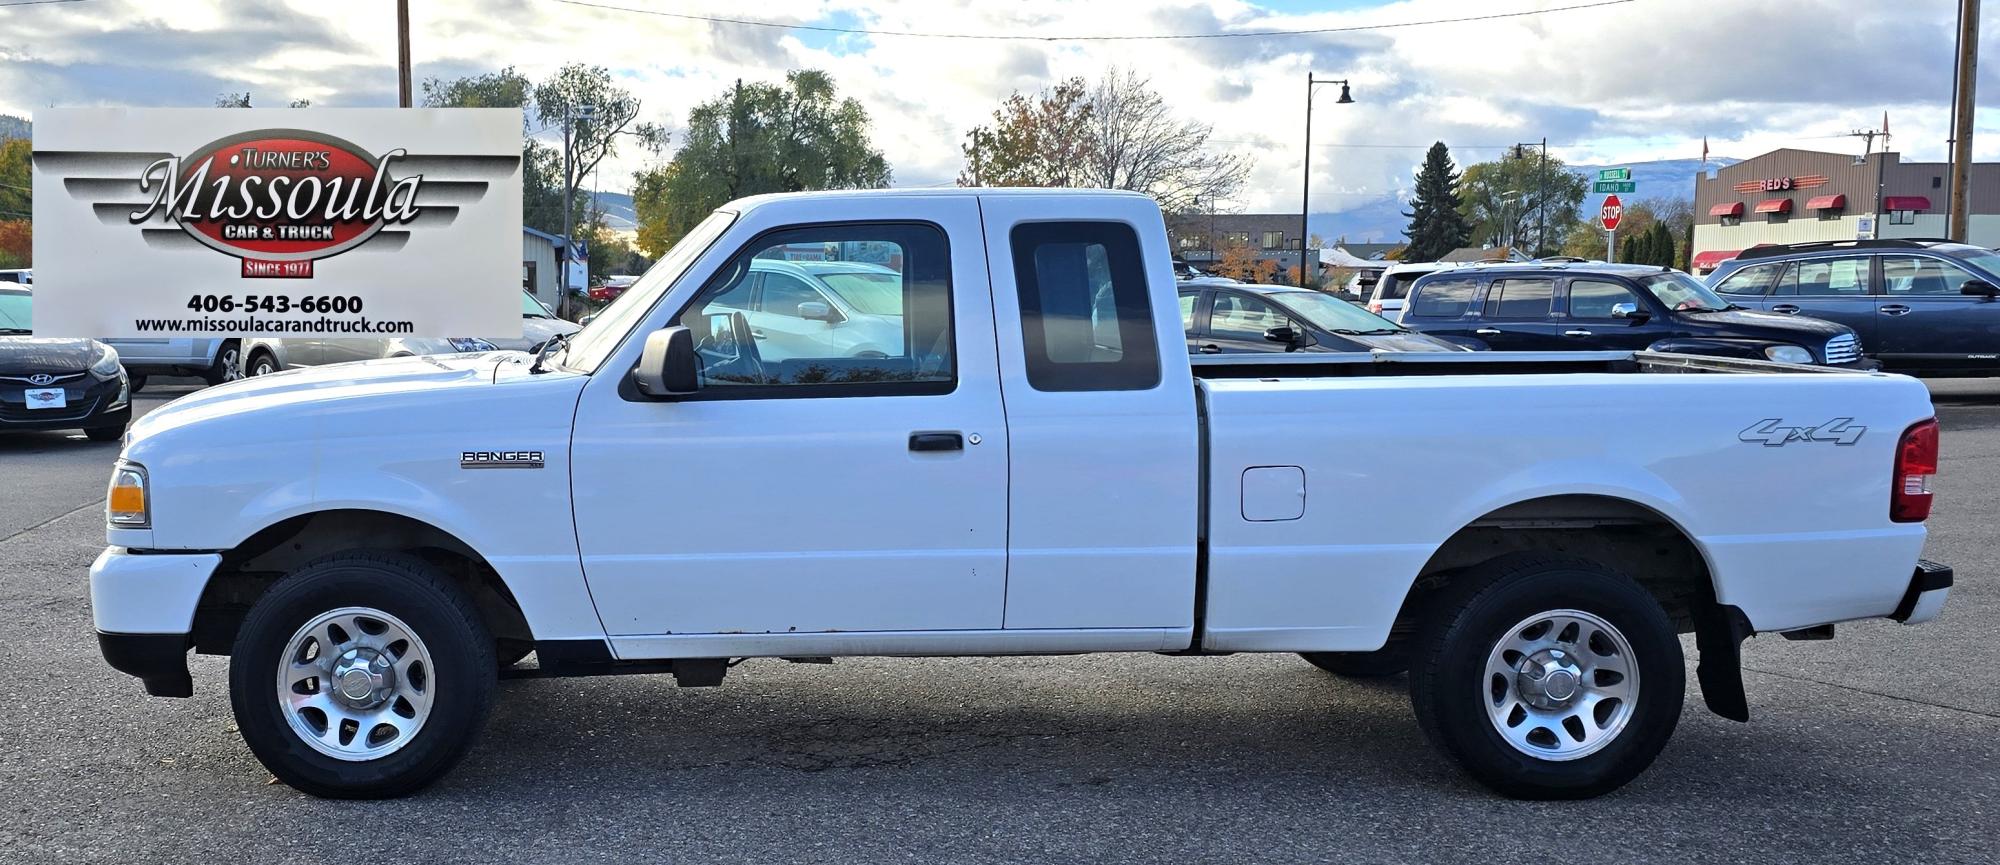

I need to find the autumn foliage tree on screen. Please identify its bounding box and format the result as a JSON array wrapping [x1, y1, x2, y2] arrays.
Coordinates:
[[0, 221, 29, 268], [960, 68, 1249, 214], [1212, 238, 1277, 283]]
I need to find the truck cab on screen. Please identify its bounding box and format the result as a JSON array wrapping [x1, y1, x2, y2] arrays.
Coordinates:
[[90, 189, 1950, 801]]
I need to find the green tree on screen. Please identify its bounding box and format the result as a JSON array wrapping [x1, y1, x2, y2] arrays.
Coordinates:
[[213, 92, 310, 108], [1458, 149, 1588, 257], [1403, 142, 1473, 263], [0, 138, 29, 222], [632, 70, 889, 256]]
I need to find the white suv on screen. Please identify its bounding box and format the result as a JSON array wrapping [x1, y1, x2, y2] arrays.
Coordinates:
[[1367, 262, 1466, 319]]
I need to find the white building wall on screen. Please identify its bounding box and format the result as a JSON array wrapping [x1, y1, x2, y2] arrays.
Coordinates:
[[1696, 213, 2000, 260]]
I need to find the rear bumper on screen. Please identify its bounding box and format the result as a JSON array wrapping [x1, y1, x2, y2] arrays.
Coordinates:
[[1890, 559, 1953, 625], [98, 632, 192, 697]]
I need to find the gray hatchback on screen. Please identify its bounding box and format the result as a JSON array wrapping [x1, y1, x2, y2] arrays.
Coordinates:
[[1706, 239, 2000, 376]]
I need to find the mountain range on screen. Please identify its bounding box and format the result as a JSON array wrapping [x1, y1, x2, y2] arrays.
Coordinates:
[[1308, 156, 1741, 246]]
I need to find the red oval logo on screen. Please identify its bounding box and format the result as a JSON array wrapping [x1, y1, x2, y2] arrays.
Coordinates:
[[129, 129, 422, 262]]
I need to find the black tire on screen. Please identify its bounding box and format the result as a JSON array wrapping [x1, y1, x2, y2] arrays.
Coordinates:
[[1300, 644, 1409, 678], [204, 340, 241, 385], [229, 552, 495, 799], [247, 350, 278, 377], [1408, 553, 1683, 800], [84, 422, 126, 442], [128, 374, 147, 393]]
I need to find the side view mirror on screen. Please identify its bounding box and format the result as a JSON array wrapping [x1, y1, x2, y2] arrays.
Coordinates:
[[1263, 324, 1300, 345], [579, 312, 598, 327], [1961, 279, 2000, 299], [796, 300, 837, 322], [1610, 302, 1650, 322], [631, 326, 700, 397]]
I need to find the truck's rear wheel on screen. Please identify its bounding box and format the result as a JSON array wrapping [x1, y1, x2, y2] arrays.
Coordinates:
[[228, 552, 495, 799], [1408, 553, 1682, 800], [1299, 644, 1408, 677]]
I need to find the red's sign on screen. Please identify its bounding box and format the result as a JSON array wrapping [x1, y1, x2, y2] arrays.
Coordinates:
[[1600, 194, 1624, 232]]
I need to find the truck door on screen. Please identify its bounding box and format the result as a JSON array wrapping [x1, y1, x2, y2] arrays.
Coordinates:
[[569, 196, 1011, 638], [980, 196, 1200, 631]]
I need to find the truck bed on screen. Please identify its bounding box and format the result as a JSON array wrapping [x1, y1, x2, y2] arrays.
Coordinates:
[[1189, 349, 1864, 379]]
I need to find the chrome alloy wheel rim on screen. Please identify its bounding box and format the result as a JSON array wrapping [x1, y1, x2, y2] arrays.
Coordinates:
[[219, 347, 241, 381], [277, 607, 435, 761], [1482, 609, 1638, 761]]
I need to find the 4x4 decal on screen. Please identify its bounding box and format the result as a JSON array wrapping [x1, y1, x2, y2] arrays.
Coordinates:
[[1739, 417, 1866, 447]]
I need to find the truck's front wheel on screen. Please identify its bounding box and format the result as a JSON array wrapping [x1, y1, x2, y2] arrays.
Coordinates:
[[1408, 554, 1683, 800], [228, 553, 495, 798]]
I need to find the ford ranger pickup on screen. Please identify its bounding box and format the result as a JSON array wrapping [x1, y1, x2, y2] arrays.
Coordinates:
[[90, 189, 1952, 800]]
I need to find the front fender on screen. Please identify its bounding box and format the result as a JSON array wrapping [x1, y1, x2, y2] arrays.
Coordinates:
[[1646, 336, 1786, 361]]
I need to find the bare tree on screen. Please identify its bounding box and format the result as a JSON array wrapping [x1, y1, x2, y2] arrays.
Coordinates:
[[961, 68, 1248, 213]]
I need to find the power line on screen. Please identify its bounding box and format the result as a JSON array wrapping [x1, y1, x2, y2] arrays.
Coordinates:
[[0, 0, 88, 8], [548, 0, 1635, 42]]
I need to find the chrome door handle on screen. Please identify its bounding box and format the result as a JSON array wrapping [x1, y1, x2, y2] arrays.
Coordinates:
[[1564, 329, 1593, 337], [750, 329, 767, 338], [1198, 344, 1222, 353], [1771, 304, 1800, 314], [1880, 305, 1912, 316], [1474, 328, 1502, 336]]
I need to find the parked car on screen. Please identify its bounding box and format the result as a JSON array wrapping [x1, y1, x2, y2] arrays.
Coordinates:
[[1399, 261, 1869, 367], [586, 276, 635, 303], [706, 258, 909, 361], [100, 336, 241, 390], [1705, 238, 2000, 376], [0, 269, 29, 285], [95, 189, 1949, 802], [1366, 261, 1464, 317], [1180, 282, 1472, 353], [0, 285, 130, 440], [241, 290, 574, 376]]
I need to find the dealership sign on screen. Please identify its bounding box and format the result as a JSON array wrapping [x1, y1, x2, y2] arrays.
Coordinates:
[[32, 109, 522, 338]]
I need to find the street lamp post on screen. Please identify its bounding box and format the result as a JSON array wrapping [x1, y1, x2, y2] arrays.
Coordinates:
[[1513, 138, 1548, 258], [1302, 73, 1353, 287]]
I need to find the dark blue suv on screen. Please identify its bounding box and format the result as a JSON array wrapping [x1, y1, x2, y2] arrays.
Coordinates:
[[1399, 261, 1867, 367], [1706, 239, 2000, 376]]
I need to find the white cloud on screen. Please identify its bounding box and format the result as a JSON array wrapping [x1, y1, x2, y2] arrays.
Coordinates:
[[0, 0, 1989, 218]]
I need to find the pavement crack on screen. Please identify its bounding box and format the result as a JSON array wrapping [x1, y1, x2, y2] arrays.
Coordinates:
[[1742, 665, 2000, 720], [0, 498, 104, 547]]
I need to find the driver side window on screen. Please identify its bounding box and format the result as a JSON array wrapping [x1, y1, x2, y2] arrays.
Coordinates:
[[675, 223, 954, 396], [1209, 293, 1289, 339]]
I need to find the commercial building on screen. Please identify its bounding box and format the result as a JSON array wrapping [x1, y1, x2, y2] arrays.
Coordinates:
[[1165, 212, 1310, 277], [1691, 148, 2000, 273]]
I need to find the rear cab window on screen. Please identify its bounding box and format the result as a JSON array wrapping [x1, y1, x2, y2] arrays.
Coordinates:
[[1009, 221, 1160, 392], [1405, 277, 1479, 318]]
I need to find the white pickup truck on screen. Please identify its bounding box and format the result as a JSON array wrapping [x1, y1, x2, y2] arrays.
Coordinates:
[[91, 189, 1952, 801]]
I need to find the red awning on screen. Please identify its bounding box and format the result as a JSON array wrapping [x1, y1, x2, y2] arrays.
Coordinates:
[[1806, 194, 1847, 210], [1708, 202, 1745, 218], [1754, 198, 1794, 215], [1690, 250, 1740, 270], [1883, 196, 1931, 211]]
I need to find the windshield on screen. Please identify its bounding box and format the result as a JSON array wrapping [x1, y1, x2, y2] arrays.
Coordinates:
[[559, 210, 736, 372], [1950, 247, 2000, 279], [816, 271, 904, 316], [521, 291, 553, 318], [1272, 291, 1404, 332], [1640, 272, 1731, 312], [0, 290, 29, 332]]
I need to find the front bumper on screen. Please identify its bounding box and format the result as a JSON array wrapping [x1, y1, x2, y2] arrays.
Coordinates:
[[1891, 559, 1953, 625], [90, 548, 218, 696], [0, 375, 129, 431]]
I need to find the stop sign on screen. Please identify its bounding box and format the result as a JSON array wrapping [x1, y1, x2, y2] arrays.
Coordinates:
[[1600, 194, 1624, 231]]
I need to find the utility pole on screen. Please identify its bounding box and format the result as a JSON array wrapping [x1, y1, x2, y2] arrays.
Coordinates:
[[1949, 0, 1981, 243], [1515, 138, 1547, 257], [395, 0, 412, 108], [1302, 73, 1352, 287]]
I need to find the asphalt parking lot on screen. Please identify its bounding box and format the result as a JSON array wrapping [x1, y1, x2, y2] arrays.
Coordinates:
[[2, 378, 1995, 864]]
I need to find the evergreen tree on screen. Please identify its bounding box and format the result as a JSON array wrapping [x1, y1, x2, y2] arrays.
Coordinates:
[[1403, 142, 1473, 262]]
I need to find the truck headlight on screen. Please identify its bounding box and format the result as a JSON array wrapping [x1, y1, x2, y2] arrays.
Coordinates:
[[1763, 345, 1814, 365], [448, 337, 498, 353], [90, 344, 123, 379], [107, 461, 149, 528]]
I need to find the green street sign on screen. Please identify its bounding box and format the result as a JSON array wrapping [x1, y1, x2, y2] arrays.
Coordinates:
[[1593, 180, 1636, 193], [1598, 167, 1631, 181]]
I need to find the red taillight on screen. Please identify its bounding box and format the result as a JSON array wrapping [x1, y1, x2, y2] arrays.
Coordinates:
[[1891, 418, 1939, 522]]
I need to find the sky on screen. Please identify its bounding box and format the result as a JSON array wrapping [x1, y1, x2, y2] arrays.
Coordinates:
[[0, 0, 1990, 223]]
